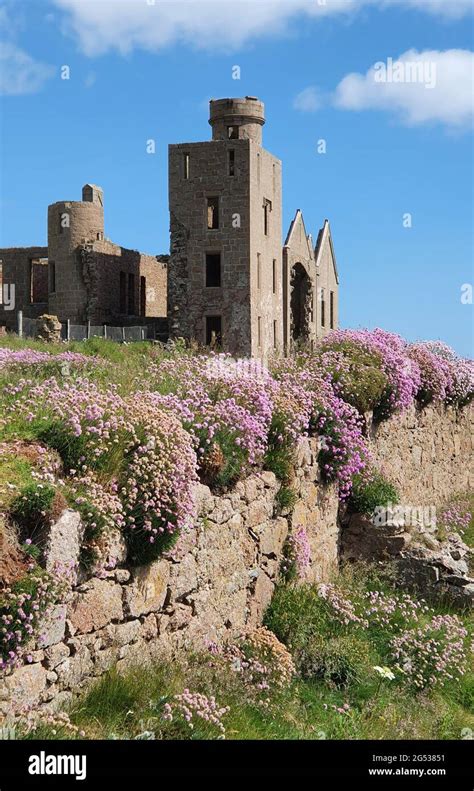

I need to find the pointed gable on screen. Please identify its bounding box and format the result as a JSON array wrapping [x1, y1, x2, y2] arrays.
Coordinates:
[[284, 209, 315, 262], [314, 219, 339, 284]]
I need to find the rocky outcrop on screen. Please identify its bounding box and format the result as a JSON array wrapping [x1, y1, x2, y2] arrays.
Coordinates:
[[36, 314, 62, 343], [341, 512, 474, 605]]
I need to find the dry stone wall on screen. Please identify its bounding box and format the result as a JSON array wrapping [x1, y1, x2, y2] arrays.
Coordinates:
[[0, 438, 338, 715], [1, 404, 472, 714], [370, 404, 473, 505]]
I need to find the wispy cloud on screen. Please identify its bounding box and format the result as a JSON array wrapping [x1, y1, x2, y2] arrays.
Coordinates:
[[0, 42, 55, 96], [294, 86, 321, 113], [50, 0, 473, 57], [334, 49, 474, 130]]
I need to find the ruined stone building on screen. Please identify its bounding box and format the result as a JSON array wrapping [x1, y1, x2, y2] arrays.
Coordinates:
[[0, 97, 339, 357], [0, 183, 167, 334], [168, 97, 339, 358]]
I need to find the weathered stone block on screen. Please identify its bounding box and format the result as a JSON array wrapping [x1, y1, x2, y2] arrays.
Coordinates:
[[44, 642, 70, 670], [169, 554, 198, 599], [44, 510, 83, 582], [123, 559, 170, 617], [195, 483, 215, 516], [69, 579, 123, 634], [56, 646, 93, 688], [259, 517, 288, 557], [140, 614, 159, 640], [2, 664, 46, 709], [37, 604, 67, 649], [114, 620, 141, 646], [248, 571, 274, 626]]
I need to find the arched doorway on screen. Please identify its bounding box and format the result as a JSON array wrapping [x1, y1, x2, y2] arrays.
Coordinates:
[[290, 262, 312, 345]]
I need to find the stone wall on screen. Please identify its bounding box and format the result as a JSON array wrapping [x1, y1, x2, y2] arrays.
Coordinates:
[[0, 247, 48, 330], [80, 240, 167, 324], [0, 438, 338, 714], [370, 403, 473, 505], [1, 404, 472, 714]]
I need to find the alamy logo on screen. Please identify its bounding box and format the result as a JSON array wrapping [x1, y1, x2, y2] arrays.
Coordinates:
[[373, 57, 436, 90], [28, 752, 87, 781], [0, 283, 15, 310], [372, 503, 436, 530]]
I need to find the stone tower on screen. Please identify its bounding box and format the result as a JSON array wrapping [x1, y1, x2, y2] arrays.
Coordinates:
[[168, 97, 283, 358], [47, 184, 104, 322]]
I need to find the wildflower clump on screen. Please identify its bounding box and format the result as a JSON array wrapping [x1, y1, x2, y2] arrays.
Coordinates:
[[420, 341, 474, 407], [162, 689, 230, 739], [391, 614, 469, 690], [282, 525, 312, 582], [210, 627, 295, 707], [319, 328, 421, 420], [438, 501, 471, 537], [9, 378, 198, 565], [0, 545, 66, 673]]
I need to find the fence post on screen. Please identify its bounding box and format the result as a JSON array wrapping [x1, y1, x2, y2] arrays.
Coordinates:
[[67, 319, 71, 342], [17, 310, 23, 338], [122, 326, 126, 342], [104, 325, 107, 339], [87, 321, 91, 340], [141, 327, 145, 341]]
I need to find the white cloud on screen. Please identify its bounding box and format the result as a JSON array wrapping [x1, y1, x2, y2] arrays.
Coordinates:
[[334, 49, 474, 129], [50, 0, 473, 56], [0, 42, 55, 95], [294, 86, 321, 113]]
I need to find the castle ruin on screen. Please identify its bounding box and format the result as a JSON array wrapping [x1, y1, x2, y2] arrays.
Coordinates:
[[0, 97, 339, 357]]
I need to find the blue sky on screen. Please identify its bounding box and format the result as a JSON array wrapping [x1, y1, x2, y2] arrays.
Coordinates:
[[0, 0, 473, 355]]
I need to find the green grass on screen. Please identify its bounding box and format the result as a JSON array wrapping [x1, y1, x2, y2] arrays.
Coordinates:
[[13, 565, 473, 742], [0, 456, 35, 511], [349, 470, 400, 517]]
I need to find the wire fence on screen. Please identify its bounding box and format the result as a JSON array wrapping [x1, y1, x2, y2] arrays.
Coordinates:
[[19, 313, 152, 342]]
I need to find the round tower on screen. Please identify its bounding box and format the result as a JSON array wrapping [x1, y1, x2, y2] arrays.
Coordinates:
[[209, 97, 265, 144], [47, 184, 105, 321]]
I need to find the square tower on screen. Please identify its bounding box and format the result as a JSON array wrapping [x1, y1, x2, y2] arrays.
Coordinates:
[[168, 97, 283, 359]]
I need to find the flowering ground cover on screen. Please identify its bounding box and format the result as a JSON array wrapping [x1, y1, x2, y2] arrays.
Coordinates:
[[0, 332, 472, 736]]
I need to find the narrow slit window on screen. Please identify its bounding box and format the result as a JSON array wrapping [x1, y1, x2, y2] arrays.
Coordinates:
[[206, 253, 221, 287], [228, 150, 235, 176], [49, 261, 56, 294], [330, 291, 334, 329], [321, 288, 325, 328], [227, 126, 239, 140], [272, 259, 276, 294], [140, 276, 147, 317], [263, 199, 272, 236], [258, 316, 262, 347], [257, 253, 261, 289], [273, 320, 277, 349], [128, 273, 135, 315], [120, 272, 126, 313], [207, 196, 219, 230]]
